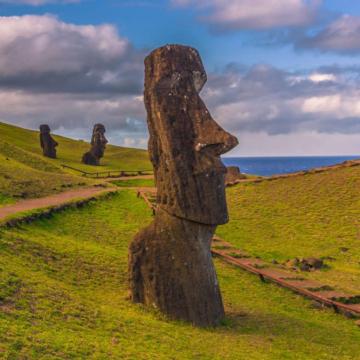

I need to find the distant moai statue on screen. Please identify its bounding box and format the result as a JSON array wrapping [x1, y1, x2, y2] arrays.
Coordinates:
[[128, 45, 238, 327], [39, 124, 58, 159], [82, 124, 108, 166], [225, 166, 247, 185]]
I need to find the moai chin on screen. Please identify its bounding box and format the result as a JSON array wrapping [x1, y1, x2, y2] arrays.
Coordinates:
[[128, 45, 238, 327], [39, 124, 58, 159], [82, 124, 108, 166]]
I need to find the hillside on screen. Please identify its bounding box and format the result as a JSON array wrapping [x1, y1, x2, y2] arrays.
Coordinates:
[[0, 122, 150, 201], [1, 190, 359, 359], [218, 161, 360, 294]]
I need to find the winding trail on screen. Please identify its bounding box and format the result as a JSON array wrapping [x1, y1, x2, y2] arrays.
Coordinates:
[[105, 175, 154, 181], [2, 168, 359, 323], [0, 187, 115, 221]]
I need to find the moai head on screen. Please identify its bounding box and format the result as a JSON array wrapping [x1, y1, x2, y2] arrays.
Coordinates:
[[144, 45, 238, 225], [90, 123, 108, 160], [39, 124, 58, 159]]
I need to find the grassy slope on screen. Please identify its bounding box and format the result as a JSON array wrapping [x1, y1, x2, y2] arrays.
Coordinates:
[[0, 190, 359, 359], [111, 178, 155, 188], [218, 164, 360, 294], [0, 152, 87, 201], [0, 122, 150, 200], [0, 122, 150, 172]]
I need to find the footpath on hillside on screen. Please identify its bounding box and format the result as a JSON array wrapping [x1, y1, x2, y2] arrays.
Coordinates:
[[1, 168, 359, 325], [0, 186, 115, 221]]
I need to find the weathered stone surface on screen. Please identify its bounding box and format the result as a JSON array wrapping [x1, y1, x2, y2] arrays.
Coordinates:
[[225, 166, 246, 184], [39, 124, 58, 159], [82, 124, 108, 166], [300, 258, 324, 271], [129, 44, 238, 327], [129, 209, 225, 326], [284, 257, 324, 271]]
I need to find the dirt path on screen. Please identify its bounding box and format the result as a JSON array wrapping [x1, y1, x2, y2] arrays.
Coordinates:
[[105, 175, 154, 181], [0, 187, 115, 221]]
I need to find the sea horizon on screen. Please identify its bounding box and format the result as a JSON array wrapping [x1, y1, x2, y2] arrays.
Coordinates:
[[222, 155, 359, 177], [224, 155, 360, 158]]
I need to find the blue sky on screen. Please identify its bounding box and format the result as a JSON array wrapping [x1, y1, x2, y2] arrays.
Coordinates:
[[1, 0, 360, 155]]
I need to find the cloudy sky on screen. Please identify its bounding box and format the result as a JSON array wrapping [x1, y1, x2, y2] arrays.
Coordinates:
[[1, 0, 360, 156]]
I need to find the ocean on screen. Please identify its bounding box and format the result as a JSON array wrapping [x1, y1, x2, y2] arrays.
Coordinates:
[[222, 156, 360, 177]]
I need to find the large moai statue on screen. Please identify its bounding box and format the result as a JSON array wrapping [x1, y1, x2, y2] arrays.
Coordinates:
[[128, 45, 238, 327], [82, 124, 108, 166], [39, 124, 58, 159]]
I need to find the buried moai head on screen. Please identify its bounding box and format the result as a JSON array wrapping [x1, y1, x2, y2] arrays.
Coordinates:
[[82, 123, 108, 166], [144, 44, 238, 225], [39, 124, 58, 159]]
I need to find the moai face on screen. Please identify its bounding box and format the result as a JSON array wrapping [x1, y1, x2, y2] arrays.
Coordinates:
[[144, 45, 238, 225], [40, 124, 51, 135]]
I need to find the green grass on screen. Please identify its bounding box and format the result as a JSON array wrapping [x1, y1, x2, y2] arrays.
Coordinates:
[[0, 122, 150, 172], [111, 178, 155, 188], [218, 163, 360, 294], [0, 190, 359, 359], [0, 122, 151, 201], [0, 193, 14, 207], [0, 153, 88, 200]]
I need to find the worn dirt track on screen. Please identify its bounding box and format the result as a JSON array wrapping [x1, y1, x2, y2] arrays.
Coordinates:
[[0, 187, 115, 220], [105, 175, 154, 181]]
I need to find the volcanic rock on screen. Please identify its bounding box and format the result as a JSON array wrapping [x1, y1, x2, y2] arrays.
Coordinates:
[[285, 257, 324, 271]]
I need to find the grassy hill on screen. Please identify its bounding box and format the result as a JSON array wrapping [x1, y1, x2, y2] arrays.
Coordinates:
[[0, 122, 150, 201], [218, 162, 360, 294], [1, 121, 360, 358], [0, 190, 359, 359]]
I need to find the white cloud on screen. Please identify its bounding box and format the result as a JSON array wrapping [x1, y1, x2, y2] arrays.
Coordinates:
[[0, 15, 128, 76], [0, 15, 148, 146], [172, 0, 321, 30], [0, 90, 145, 128], [302, 95, 341, 113], [199, 63, 360, 144], [122, 136, 147, 148], [298, 15, 360, 54], [309, 73, 336, 83], [0, 15, 144, 95], [0, 13, 358, 155], [302, 93, 360, 119], [231, 131, 360, 156]]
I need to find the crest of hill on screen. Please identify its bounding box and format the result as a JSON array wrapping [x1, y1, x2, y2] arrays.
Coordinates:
[[0, 122, 150, 202]]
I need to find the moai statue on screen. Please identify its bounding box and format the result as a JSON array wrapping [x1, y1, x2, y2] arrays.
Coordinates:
[[39, 124, 58, 159], [128, 45, 238, 327], [225, 166, 246, 185], [82, 124, 108, 166]]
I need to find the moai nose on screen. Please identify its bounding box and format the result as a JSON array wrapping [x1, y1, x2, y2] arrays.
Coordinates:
[[195, 114, 239, 156]]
